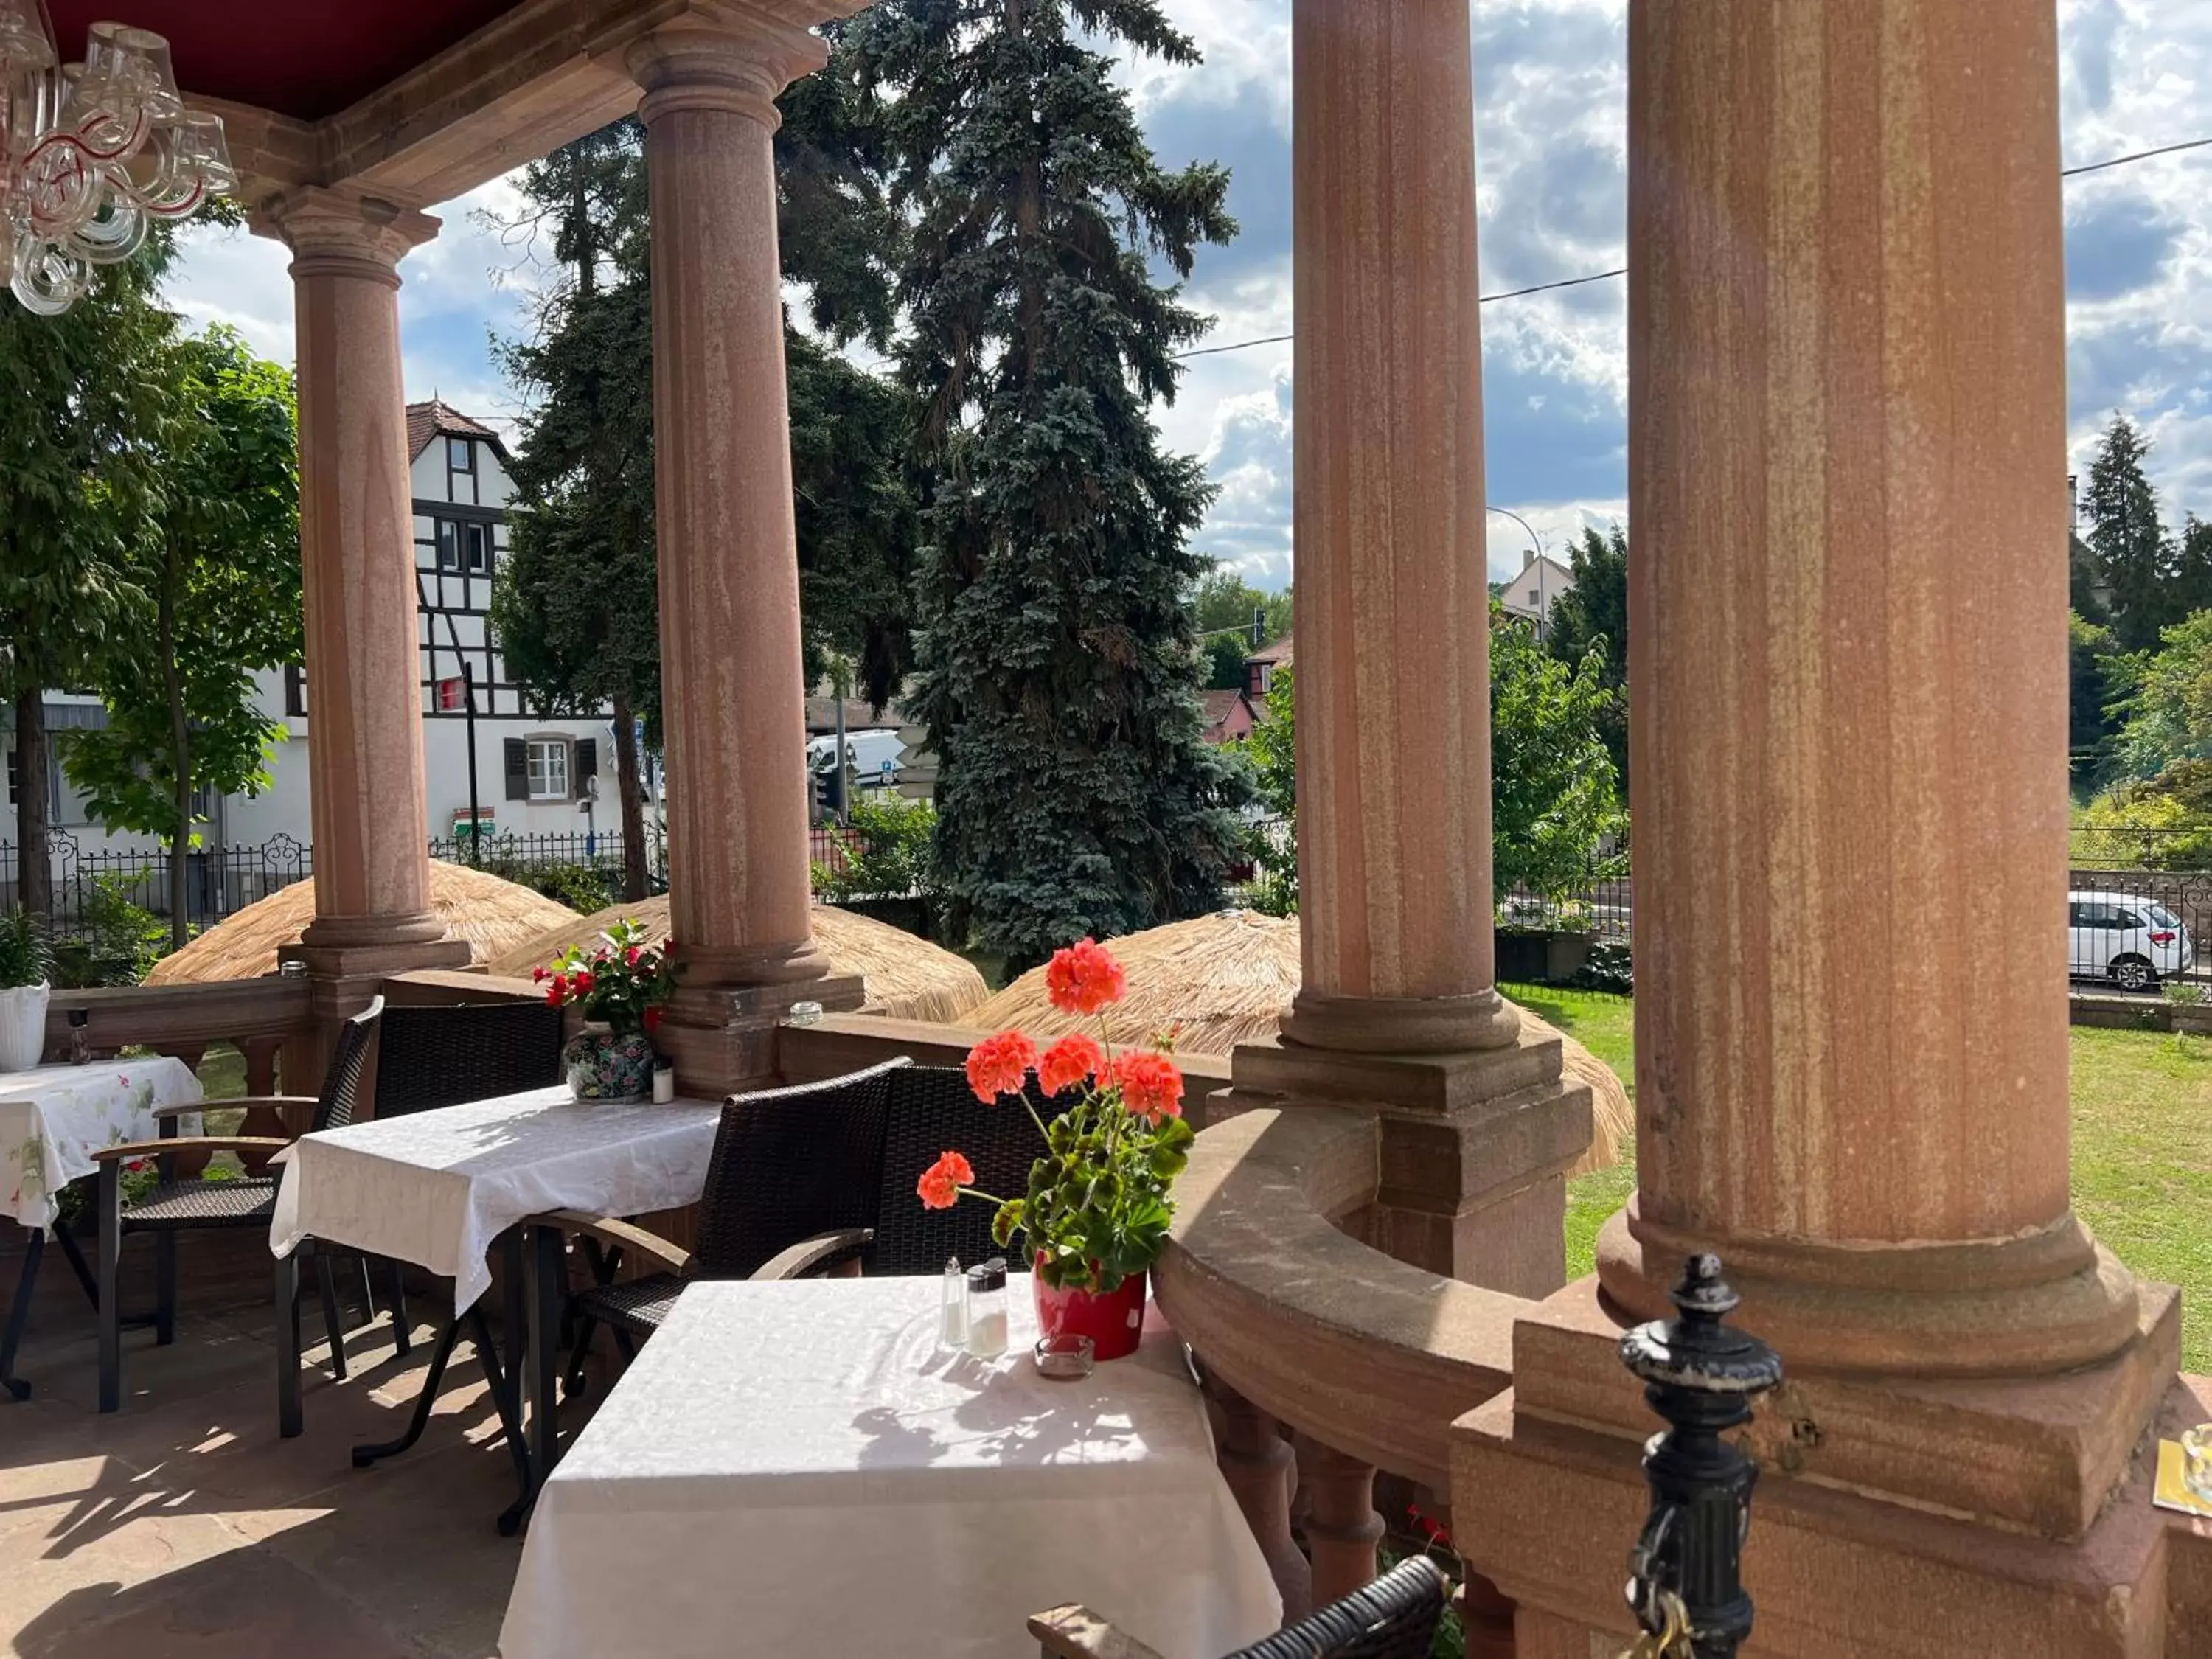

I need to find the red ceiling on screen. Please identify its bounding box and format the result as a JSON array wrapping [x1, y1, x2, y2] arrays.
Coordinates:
[[45, 1, 530, 122]]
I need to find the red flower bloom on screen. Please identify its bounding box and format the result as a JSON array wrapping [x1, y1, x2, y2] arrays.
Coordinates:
[[532, 966, 549, 983], [1036, 1033, 1104, 1096], [545, 974, 569, 1007], [1110, 1051, 1184, 1125], [625, 945, 640, 967], [964, 1029, 1037, 1103], [917, 1150, 975, 1211], [1045, 938, 1127, 1017], [571, 968, 595, 995], [642, 1004, 664, 1034]]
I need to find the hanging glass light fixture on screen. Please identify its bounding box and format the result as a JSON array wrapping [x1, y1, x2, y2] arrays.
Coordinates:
[[0, 0, 234, 314]]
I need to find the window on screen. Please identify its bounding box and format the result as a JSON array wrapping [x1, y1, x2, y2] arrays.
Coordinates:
[[284, 664, 308, 717], [448, 436, 474, 473], [4, 741, 13, 806], [526, 738, 570, 802], [435, 518, 492, 574]]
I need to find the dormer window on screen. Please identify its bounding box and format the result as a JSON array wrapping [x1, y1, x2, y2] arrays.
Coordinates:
[[448, 436, 474, 473]]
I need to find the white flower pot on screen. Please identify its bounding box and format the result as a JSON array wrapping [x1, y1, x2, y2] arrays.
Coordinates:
[[0, 982, 49, 1072]]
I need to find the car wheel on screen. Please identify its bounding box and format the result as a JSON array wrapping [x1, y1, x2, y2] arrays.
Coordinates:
[[2112, 955, 2157, 994]]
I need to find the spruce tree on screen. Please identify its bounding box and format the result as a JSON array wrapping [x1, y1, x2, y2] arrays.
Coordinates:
[[852, 0, 1253, 970], [2084, 414, 2174, 652]]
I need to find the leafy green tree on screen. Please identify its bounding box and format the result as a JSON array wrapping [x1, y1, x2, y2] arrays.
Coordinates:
[[63, 328, 301, 950], [1236, 666, 1296, 916], [1193, 568, 1290, 689], [855, 0, 1253, 970], [2069, 610, 2121, 785], [0, 241, 177, 920], [1491, 603, 1627, 901], [2083, 414, 2174, 652], [2104, 608, 2212, 782], [1543, 523, 1629, 788]]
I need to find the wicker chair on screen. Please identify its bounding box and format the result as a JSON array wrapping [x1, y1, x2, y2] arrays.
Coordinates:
[[542, 1060, 1046, 1391], [282, 998, 566, 1442], [1029, 1557, 1451, 1659], [91, 997, 383, 1416]]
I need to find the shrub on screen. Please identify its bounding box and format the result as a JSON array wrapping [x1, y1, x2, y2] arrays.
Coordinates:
[[813, 795, 939, 907], [51, 874, 165, 988]]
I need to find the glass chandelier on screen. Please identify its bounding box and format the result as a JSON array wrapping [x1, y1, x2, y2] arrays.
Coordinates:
[[0, 0, 234, 314]]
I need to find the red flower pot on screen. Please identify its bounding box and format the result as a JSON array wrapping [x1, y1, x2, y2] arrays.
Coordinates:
[[1033, 1256, 1147, 1361]]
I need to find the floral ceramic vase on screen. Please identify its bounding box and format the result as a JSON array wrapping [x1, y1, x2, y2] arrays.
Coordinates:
[[563, 1023, 655, 1103]]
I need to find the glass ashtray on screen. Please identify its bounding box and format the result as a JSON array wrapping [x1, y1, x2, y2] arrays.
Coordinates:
[[1033, 1333, 1096, 1380]]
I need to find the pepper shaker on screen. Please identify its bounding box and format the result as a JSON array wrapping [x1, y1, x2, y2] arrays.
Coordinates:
[[964, 1258, 1009, 1359]]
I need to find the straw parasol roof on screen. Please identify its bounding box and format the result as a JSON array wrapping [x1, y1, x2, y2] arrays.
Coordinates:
[[964, 909, 1630, 1175], [485, 897, 990, 1026], [144, 864, 580, 987]]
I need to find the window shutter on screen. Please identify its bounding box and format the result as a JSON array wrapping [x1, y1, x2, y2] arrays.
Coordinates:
[[504, 739, 529, 801], [574, 739, 598, 783]]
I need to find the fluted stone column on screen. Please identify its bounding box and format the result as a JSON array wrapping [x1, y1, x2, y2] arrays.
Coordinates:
[[626, 15, 864, 1092], [257, 188, 466, 980], [1227, 0, 1588, 1299], [1277, 0, 1515, 1059], [1594, 0, 2138, 1379]]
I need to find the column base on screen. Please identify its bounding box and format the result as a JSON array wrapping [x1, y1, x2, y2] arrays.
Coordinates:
[[655, 975, 867, 1099], [1456, 1315, 2202, 1658], [676, 935, 837, 988], [1228, 1028, 1590, 1296], [1278, 985, 1522, 1054], [299, 910, 451, 951], [1597, 1197, 2143, 1380]]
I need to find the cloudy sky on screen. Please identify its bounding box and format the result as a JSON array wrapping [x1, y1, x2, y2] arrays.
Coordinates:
[[166, 0, 2212, 594]]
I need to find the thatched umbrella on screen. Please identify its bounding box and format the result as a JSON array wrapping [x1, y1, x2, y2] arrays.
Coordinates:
[[964, 909, 1631, 1175], [485, 897, 990, 1026], [144, 864, 579, 986]]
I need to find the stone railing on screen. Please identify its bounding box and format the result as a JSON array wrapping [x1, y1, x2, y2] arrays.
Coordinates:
[[1154, 1104, 1537, 1641]]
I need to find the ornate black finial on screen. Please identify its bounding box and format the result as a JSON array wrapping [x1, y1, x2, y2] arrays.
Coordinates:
[[1618, 1255, 1782, 1658]]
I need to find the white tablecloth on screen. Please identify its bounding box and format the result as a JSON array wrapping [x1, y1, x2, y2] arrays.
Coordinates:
[[268, 1088, 722, 1310], [1, 1057, 204, 1230], [501, 1275, 1281, 1659]]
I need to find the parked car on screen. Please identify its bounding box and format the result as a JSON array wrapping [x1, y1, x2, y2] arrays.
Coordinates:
[[2067, 891, 2197, 993]]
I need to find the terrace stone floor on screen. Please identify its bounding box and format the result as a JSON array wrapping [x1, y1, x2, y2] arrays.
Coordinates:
[[1, 1233, 570, 1658]]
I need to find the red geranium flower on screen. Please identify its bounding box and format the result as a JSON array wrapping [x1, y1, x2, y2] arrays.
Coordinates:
[[1045, 938, 1127, 1017], [1110, 1051, 1184, 1125], [1037, 1033, 1104, 1096], [964, 1029, 1037, 1103], [917, 1150, 975, 1211]]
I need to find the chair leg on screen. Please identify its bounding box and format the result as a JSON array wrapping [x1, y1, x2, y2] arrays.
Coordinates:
[[386, 1259, 411, 1356], [275, 1248, 303, 1438], [358, 1255, 377, 1320], [562, 1314, 599, 1401], [314, 1251, 349, 1381], [153, 1231, 176, 1346], [97, 1166, 122, 1414], [3, 1228, 44, 1402]]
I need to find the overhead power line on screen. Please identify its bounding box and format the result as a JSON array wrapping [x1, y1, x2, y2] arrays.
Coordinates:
[[1170, 133, 2211, 363]]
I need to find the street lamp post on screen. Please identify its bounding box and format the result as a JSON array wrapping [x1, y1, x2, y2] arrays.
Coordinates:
[[1489, 505, 1547, 638]]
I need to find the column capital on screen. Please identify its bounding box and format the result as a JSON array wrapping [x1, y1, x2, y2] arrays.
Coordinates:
[[623, 13, 830, 130], [252, 187, 441, 285]]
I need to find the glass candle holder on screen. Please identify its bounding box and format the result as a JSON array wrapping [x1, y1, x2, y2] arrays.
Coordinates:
[[1033, 1332, 1096, 1381], [2183, 1424, 2212, 1505]]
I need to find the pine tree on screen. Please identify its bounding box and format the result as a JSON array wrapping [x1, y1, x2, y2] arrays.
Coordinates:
[[852, 0, 1253, 970], [1544, 524, 1630, 790], [2084, 414, 2174, 652]]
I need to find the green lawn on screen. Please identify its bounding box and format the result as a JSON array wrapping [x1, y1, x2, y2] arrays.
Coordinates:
[[1531, 989, 2212, 1371]]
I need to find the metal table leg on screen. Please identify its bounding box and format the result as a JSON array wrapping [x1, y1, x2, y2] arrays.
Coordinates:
[[3, 1228, 44, 1402]]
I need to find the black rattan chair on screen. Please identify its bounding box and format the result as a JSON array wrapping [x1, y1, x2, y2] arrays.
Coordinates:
[[91, 997, 384, 1415], [1029, 1556, 1450, 1659], [282, 998, 565, 1441], [543, 1060, 1046, 1391]]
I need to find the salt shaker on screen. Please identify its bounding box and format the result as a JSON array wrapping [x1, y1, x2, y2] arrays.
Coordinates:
[[964, 1258, 1009, 1359], [939, 1256, 968, 1349], [651, 1060, 676, 1104]]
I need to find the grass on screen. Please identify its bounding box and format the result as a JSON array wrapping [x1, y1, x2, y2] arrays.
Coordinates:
[[1534, 990, 2212, 1371]]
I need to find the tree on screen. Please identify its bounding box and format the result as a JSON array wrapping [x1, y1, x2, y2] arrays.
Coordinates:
[[0, 241, 177, 921], [1543, 523, 1629, 789], [63, 328, 301, 950], [1236, 666, 1296, 916], [2069, 610, 2121, 785], [1490, 603, 1627, 901], [2104, 608, 2212, 782], [2174, 516, 2212, 622], [855, 0, 1253, 970], [1193, 568, 1290, 689], [2083, 414, 2174, 653]]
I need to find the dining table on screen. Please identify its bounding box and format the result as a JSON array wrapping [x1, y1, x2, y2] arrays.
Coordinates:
[[499, 1273, 1283, 1659], [268, 1084, 724, 1531], [1, 1054, 203, 1400]]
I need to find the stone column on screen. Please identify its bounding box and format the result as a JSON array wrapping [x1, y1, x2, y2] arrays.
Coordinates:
[[626, 18, 862, 1093], [1277, 0, 1515, 1059], [257, 189, 467, 987], [1226, 0, 1589, 1298], [1593, 0, 2138, 1379]]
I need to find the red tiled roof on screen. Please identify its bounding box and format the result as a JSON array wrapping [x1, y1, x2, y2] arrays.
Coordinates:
[[1247, 633, 1294, 666], [406, 398, 504, 462], [1199, 689, 1250, 729]]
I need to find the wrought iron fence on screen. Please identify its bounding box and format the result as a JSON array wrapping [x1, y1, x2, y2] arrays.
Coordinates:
[[0, 830, 313, 945]]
